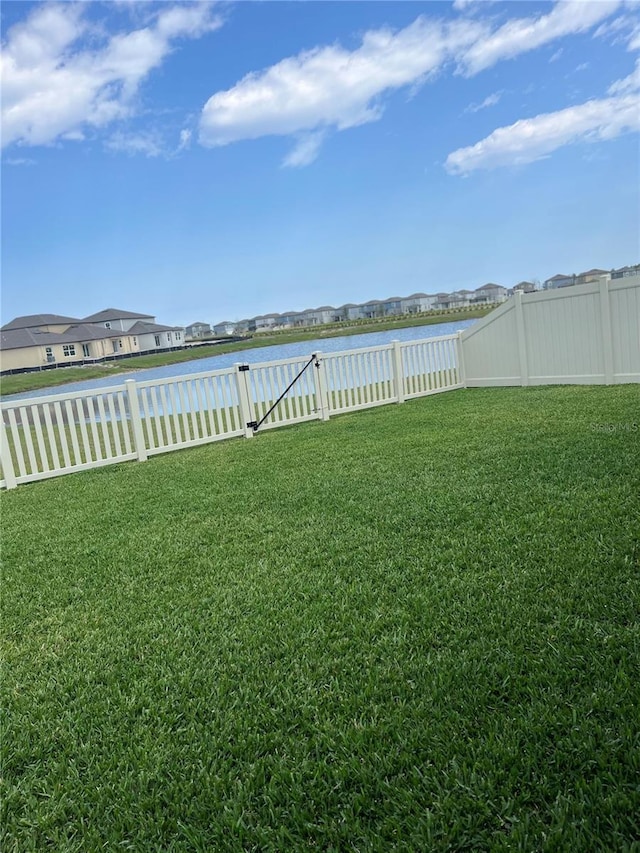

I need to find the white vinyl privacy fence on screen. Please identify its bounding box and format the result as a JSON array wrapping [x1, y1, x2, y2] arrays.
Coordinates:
[[461, 278, 640, 387], [1, 335, 463, 489]]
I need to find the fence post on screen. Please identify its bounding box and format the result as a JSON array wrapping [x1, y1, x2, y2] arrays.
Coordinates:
[[0, 419, 17, 489], [514, 291, 530, 387], [312, 352, 331, 421], [125, 379, 148, 462], [235, 364, 255, 438], [456, 331, 467, 388], [392, 340, 405, 403], [599, 278, 614, 385]]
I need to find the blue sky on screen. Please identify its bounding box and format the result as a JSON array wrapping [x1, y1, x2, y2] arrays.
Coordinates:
[[2, 0, 639, 327]]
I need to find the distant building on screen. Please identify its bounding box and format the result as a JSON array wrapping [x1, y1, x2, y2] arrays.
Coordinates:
[[611, 264, 640, 280], [186, 322, 211, 339], [1, 308, 185, 374], [212, 321, 236, 336], [575, 268, 609, 285], [512, 281, 537, 294], [544, 273, 575, 289], [472, 284, 508, 304], [400, 293, 439, 314]]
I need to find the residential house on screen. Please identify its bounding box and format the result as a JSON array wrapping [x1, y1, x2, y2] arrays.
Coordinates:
[[472, 284, 508, 304], [433, 292, 453, 309], [574, 268, 609, 285], [213, 321, 236, 336], [453, 289, 474, 306], [338, 303, 363, 321], [400, 293, 439, 314], [382, 297, 403, 316], [544, 273, 575, 289], [128, 321, 183, 352], [361, 300, 384, 319], [186, 322, 212, 339], [611, 264, 640, 280], [249, 313, 280, 331], [83, 308, 156, 331], [512, 281, 537, 294], [1, 308, 185, 374]]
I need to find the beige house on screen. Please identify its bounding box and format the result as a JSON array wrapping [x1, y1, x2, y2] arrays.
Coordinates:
[[1, 309, 184, 375]]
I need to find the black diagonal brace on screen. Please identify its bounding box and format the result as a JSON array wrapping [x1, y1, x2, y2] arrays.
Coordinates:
[[251, 354, 318, 432]]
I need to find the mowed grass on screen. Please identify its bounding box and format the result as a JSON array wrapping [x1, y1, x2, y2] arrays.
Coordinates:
[[1, 386, 639, 851]]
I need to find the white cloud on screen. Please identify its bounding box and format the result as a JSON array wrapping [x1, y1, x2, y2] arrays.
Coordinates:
[[5, 157, 37, 166], [178, 128, 192, 150], [465, 91, 502, 113], [282, 131, 327, 168], [199, 15, 485, 159], [446, 90, 639, 175], [594, 11, 640, 48], [608, 57, 640, 93], [460, 0, 621, 75], [1, 3, 222, 149], [105, 130, 164, 157], [198, 1, 627, 166]]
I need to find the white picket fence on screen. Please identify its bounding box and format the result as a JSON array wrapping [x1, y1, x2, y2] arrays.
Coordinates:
[[0, 335, 463, 489]]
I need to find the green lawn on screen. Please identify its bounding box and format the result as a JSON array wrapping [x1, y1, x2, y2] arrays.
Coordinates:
[[2, 386, 639, 851]]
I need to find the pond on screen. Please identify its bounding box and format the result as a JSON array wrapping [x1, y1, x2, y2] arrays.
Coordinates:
[[5, 318, 477, 402]]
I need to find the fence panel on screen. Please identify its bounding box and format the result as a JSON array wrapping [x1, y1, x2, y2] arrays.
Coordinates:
[[1, 385, 136, 485], [323, 345, 397, 414], [401, 335, 463, 399], [245, 355, 321, 431], [135, 367, 243, 456]]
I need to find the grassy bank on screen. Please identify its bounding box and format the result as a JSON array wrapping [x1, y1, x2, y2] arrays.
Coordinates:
[[0, 307, 490, 397], [3, 385, 639, 850]]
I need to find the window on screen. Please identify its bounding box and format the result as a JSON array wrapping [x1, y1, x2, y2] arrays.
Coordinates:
[[82, 344, 90, 357], [112, 340, 118, 353], [155, 335, 161, 347], [167, 332, 172, 342], [175, 332, 181, 340], [105, 322, 111, 329], [62, 345, 76, 357], [133, 337, 137, 346], [45, 347, 55, 363], [119, 339, 123, 349]]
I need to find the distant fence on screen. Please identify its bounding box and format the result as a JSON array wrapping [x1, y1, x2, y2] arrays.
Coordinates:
[[461, 279, 640, 386], [0, 335, 462, 489]]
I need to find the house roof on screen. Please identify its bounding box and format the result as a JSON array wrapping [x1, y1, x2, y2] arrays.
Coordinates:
[[187, 321, 210, 328], [82, 308, 154, 322], [128, 321, 183, 334], [0, 323, 124, 351], [404, 293, 429, 299], [475, 283, 505, 291], [1, 313, 81, 331], [546, 273, 572, 282], [578, 268, 608, 277]]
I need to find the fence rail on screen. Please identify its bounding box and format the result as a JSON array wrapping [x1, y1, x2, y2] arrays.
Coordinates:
[[1, 334, 463, 489]]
